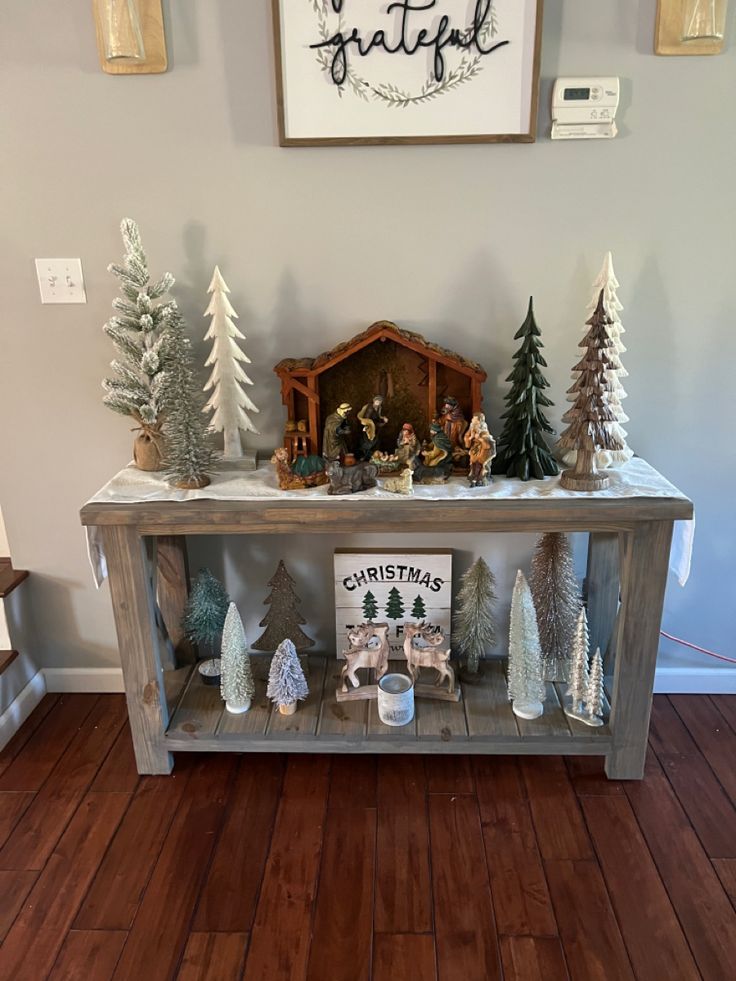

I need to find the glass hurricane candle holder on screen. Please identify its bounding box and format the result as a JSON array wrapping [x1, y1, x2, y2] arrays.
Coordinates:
[[682, 0, 727, 41], [98, 0, 146, 61]]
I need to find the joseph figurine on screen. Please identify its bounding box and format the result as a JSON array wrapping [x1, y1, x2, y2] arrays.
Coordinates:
[[322, 402, 352, 462]]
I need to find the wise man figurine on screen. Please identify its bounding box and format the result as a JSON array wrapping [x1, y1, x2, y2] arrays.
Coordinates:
[[322, 402, 352, 462], [439, 396, 469, 461], [464, 412, 496, 487], [357, 395, 389, 460]]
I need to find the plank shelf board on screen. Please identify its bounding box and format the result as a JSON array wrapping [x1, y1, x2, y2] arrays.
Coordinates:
[[163, 657, 611, 756]]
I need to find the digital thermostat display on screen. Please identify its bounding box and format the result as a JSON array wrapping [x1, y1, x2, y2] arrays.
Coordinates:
[[564, 87, 590, 101]]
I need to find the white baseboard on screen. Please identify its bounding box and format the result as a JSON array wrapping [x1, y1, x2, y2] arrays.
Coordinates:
[[0, 671, 46, 752], [654, 665, 736, 694], [43, 667, 125, 693]]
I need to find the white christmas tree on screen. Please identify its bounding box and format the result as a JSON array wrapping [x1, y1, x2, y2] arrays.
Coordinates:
[[582, 647, 605, 727], [559, 252, 632, 469], [565, 607, 590, 720], [220, 602, 255, 714], [267, 638, 309, 715], [507, 570, 545, 720], [202, 266, 259, 459]]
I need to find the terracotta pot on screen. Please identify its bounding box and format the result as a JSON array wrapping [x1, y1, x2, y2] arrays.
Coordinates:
[[278, 701, 297, 716]]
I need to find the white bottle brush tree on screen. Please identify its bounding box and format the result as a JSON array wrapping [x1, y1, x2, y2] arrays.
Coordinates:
[[565, 607, 590, 720], [203, 266, 260, 460], [560, 252, 632, 468], [582, 647, 605, 727], [102, 218, 176, 471], [507, 570, 546, 720], [453, 557, 498, 676], [220, 602, 255, 714], [267, 639, 309, 715]]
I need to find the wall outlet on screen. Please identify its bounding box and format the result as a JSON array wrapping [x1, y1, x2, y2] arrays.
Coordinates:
[[35, 258, 87, 304]]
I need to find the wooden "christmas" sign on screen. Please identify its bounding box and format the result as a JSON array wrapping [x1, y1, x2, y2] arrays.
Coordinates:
[[334, 549, 452, 658]]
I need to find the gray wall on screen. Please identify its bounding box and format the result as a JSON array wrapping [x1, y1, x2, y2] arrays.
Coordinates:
[[1, 2, 733, 678]]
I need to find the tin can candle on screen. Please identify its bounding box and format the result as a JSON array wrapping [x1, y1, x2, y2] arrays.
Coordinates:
[[378, 673, 415, 727]]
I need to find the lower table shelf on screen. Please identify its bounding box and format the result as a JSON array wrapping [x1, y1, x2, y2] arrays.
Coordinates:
[[164, 656, 611, 756]]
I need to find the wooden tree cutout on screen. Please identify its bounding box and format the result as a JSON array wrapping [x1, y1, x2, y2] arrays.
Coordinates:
[[557, 291, 623, 491], [252, 560, 314, 652]]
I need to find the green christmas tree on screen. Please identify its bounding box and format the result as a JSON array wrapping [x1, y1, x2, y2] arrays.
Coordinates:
[[385, 587, 405, 620], [411, 595, 427, 619], [162, 311, 214, 489], [182, 570, 230, 655], [494, 297, 559, 481], [252, 560, 314, 652], [102, 218, 176, 469], [220, 602, 255, 714], [362, 590, 379, 621], [452, 557, 497, 674]]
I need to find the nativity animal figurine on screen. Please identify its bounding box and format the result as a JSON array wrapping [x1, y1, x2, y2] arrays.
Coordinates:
[[272, 447, 328, 490], [341, 623, 390, 692], [403, 623, 455, 693], [382, 467, 414, 496], [326, 459, 379, 495]]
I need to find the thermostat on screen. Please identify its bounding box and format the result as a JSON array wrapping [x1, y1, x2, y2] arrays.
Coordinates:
[[551, 77, 620, 140]]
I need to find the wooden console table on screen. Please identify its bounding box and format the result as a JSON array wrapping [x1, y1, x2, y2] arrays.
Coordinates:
[[80, 487, 692, 780]]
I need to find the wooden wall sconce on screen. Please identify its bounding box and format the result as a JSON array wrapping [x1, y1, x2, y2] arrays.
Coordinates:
[[656, 0, 728, 54], [93, 0, 167, 74]]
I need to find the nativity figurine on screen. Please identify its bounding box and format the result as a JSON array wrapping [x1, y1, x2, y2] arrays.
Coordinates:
[[322, 402, 352, 463], [464, 412, 496, 487], [439, 396, 469, 464], [357, 395, 389, 460], [414, 420, 454, 483]]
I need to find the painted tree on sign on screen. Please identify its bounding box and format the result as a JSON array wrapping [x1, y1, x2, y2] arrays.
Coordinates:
[[411, 595, 427, 619], [182, 569, 230, 655], [202, 265, 260, 459], [362, 590, 378, 621], [452, 557, 497, 675], [385, 587, 405, 620], [252, 560, 314, 652], [220, 602, 255, 713]]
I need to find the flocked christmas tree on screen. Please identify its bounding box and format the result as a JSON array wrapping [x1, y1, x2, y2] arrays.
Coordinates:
[[252, 560, 314, 652], [411, 595, 427, 619], [202, 266, 260, 461], [557, 291, 624, 492], [362, 591, 379, 621], [494, 297, 559, 481], [560, 253, 632, 468], [220, 602, 255, 714], [582, 647, 605, 727], [565, 607, 590, 720], [529, 533, 580, 683], [507, 570, 546, 720], [162, 310, 214, 489], [102, 218, 176, 471], [267, 638, 309, 715], [385, 587, 405, 620], [453, 557, 497, 675], [182, 569, 230, 656]]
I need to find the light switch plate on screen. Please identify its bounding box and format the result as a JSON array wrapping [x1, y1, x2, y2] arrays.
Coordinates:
[[35, 258, 87, 304]]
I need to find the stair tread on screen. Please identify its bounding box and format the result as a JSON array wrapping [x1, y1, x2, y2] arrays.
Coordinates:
[[0, 650, 19, 674], [0, 560, 29, 598]]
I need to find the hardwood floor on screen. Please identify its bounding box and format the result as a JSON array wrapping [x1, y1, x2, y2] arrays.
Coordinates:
[[0, 693, 734, 980]]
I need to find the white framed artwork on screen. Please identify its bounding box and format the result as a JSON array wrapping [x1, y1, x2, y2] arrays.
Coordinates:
[[273, 0, 544, 145]]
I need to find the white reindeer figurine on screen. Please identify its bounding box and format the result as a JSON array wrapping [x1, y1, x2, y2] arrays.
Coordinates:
[[341, 623, 390, 693], [403, 623, 455, 694]]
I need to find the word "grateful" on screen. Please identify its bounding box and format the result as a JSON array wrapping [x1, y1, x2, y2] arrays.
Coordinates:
[[311, 0, 510, 87]]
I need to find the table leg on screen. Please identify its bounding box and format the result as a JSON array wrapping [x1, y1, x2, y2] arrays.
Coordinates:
[[586, 532, 620, 674], [156, 535, 195, 667], [605, 520, 674, 780], [103, 525, 173, 775]]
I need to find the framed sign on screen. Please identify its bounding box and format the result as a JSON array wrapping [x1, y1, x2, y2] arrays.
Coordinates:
[[334, 549, 452, 658], [273, 1, 544, 146]]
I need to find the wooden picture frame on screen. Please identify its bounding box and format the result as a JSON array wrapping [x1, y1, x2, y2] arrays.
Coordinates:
[[272, 0, 544, 146]]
